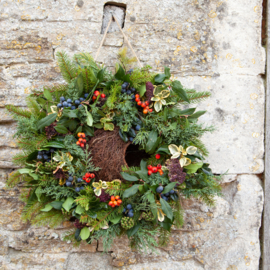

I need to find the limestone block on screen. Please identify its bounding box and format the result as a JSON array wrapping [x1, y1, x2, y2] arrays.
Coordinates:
[[0, 124, 17, 148], [178, 74, 264, 174], [0, 147, 21, 168], [0, 108, 16, 122], [65, 253, 112, 270], [0, 236, 9, 255]]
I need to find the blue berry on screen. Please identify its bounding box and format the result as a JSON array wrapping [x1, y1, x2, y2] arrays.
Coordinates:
[[126, 204, 132, 210], [78, 104, 83, 108], [129, 137, 133, 142], [75, 187, 81, 192], [164, 197, 168, 201], [63, 101, 68, 107], [131, 88, 135, 93], [43, 154, 49, 160], [57, 103, 63, 108], [37, 155, 42, 160], [131, 95, 135, 99], [46, 159, 51, 163], [67, 98, 72, 103], [67, 103, 72, 108], [135, 125, 141, 131], [169, 190, 175, 194], [45, 150, 50, 154], [79, 98, 85, 102], [122, 83, 127, 89], [74, 100, 80, 105], [127, 90, 131, 95], [164, 192, 170, 197], [71, 106, 76, 110], [121, 89, 126, 93], [84, 93, 89, 98], [68, 176, 73, 182], [77, 178, 83, 183], [50, 148, 55, 153], [128, 69, 134, 73], [156, 186, 164, 193], [129, 209, 133, 213], [60, 96, 65, 102], [123, 208, 126, 213], [127, 212, 134, 217], [80, 186, 85, 191], [38, 151, 42, 155], [66, 182, 73, 187]]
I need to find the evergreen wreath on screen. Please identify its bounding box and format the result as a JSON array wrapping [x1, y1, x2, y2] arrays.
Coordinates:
[[6, 48, 222, 252]]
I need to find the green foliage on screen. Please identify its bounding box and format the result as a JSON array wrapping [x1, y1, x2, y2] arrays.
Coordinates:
[[6, 170, 23, 188], [32, 209, 66, 228], [117, 47, 137, 70], [106, 82, 122, 109], [5, 105, 32, 118]]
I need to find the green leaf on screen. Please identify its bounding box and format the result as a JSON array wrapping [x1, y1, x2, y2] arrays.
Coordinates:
[[80, 227, 90, 240], [123, 184, 140, 198], [97, 69, 105, 81], [138, 84, 146, 97], [83, 105, 93, 127], [172, 80, 189, 103], [44, 141, 65, 148], [127, 223, 140, 238], [164, 67, 171, 79], [37, 113, 57, 130], [145, 130, 158, 153], [94, 123, 103, 129], [110, 215, 122, 224], [154, 74, 166, 84], [178, 108, 196, 116], [185, 162, 204, 174], [75, 228, 81, 241], [83, 126, 94, 136], [188, 111, 206, 121], [41, 204, 53, 212], [156, 145, 170, 155], [67, 110, 78, 119], [55, 124, 69, 134], [75, 73, 84, 96], [160, 198, 173, 220], [114, 65, 131, 83], [104, 122, 114, 131], [160, 216, 173, 231], [120, 172, 139, 181], [18, 168, 33, 174], [162, 182, 177, 194], [50, 201, 63, 210], [26, 151, 38, 162], [68, 119, 79, 131], [43, 89, 53, 101], [75, 205, 85, 215], [62, 197, 74, 212]]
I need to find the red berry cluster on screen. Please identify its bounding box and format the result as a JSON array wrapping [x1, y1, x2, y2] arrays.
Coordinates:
[[82, 172, 95, 183], [92, 90, 106, 101], [135, 94, 153, 114], [76, 133, 87, 148], [108, 195, 122, 207], [147, 164, 163, 176]]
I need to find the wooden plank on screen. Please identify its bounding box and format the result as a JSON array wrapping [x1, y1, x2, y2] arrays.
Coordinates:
[[264, 1, 270, 269]]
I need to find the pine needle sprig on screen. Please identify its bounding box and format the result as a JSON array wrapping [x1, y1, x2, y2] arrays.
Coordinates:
[[5, 105, 32, 118]]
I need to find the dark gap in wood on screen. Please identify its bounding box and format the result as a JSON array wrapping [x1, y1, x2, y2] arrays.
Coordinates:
[[262, 0, 267, 46]]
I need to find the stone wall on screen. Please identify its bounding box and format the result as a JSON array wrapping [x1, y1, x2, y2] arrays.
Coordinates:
[[0, 0, 265, 269]]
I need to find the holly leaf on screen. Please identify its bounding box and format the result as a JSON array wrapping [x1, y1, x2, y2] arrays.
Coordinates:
[[120, 172, 139, 181], [172, 80, 189, 103], [123, 184, 140, 198], [160, 198, 173, 220], [154, 74, 166, 84], [37, 113, 57, 130], [114, 65, 131, 83]]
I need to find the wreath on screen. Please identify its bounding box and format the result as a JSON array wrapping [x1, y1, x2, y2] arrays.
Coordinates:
[[6, 48, 222, 252]]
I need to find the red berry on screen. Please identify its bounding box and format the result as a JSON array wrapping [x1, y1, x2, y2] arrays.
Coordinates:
[[143, 109, 148, 114], [145, 101, 149, 106], [117, 199, 122, 204], [83, 176, 86, 180], [135, 94, 140, 98], [141, 102, 146, 108], [79, 138, 83, 142], [80, 143, 84, 148], [148, 170, 152, 176], [86, 178, 91, 183], [149, 109, 153, 113], [111, 196, 115, 201], [90, 173, 95, 179], [92, 96, 97, 100], [152, 167, 158, 173], [135, 98, 140, 102], [86, 173, 91, 178], [147, 165, 153, 170], [157, 164, 162, 169], [115, 195, 120, 200], [155, 154, 161, 159], [137, 101, 142, 106], [94, 90, 100, 96], [101, 93, 106, 98], [81, 133, 86, 138], [108, 201, 113, 206], [114, 201, 118, 206], [76, 141, 80, 145]]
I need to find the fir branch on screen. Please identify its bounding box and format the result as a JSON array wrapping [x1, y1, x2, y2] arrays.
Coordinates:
[[5, 105, 32, 118], [31, 209, 66, 228], [6, 171, 23, 188], [179, 91, 211, 104], [26, 97, 41, 116], [56, 51, 76, 83]]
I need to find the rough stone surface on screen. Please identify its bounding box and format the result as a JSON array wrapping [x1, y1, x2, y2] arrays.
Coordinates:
[[0, 0, 265, 269]]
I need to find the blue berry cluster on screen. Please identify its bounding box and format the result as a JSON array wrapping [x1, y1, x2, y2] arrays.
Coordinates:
[[161, 190, 175, 201], [121, 82, 136, 101], [66, 173, 85, 192], [123, 204, 134, 217], [57, 94, 89, 110], [37, 148, 55, 163]]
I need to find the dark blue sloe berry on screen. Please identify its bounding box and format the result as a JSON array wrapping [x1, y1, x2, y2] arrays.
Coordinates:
[[71, 106, 76, 110], [169, 190, 175, 194], [126, 204, 132, 210], [121, 89, 126, 93], [67, 98, 72, 103], [164, 197, 168, 201], [67, 103, 72, 108], [60, 96, 65, 102], [75, 100, 80, 105], [156, 186, 164, 193], [79, 98, 85, 102], [37, 155, 42, 160], [129, 209, 133, 213], [50, 148, 55, 153], [63, 101, 68, 107], [135, 125, 141, 131], [77, 178, 82, 182], [131, 88, 135, 93], [131, 95, 135, 99], [68, 176, 73, 182], [38, 151, 42, 155], [75, 187, 81, 192], [123, 208, 126, 213], [127, 212, 134, 217], [127, 90, 131, 95], [80, 186, 85, 191], [129, 137, 133, 142], [122, 83, 127, 89], [84, 93, 89, 98], [66, 182, 73, 187], [164, 192, 170, 197], [43, 154, 49, 160], [78, 104, 83, 108], [57, 103, 62, 108]]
